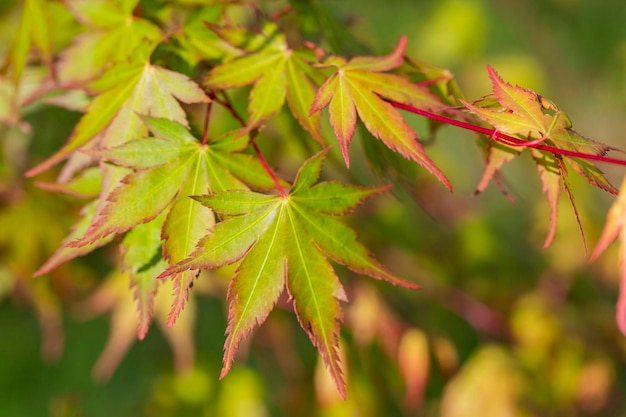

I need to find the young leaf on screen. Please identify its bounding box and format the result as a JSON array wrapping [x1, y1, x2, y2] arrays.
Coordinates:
[[461, 66, 617, 245], [531, 149, 562, 248], [591, 177, 626, 334], [309, 37, 451, 190], [203, 22, 324, 143], [27, 60, 210, 176], [57, 0, 162, 86], [462, 66, 616, 195], [475, 142, 520, 195], [158, 151, 418, 398], [3, 0, 53, 85]]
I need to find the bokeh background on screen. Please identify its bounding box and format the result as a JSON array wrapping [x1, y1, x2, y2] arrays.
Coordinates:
[[2, 0, 626, 416]]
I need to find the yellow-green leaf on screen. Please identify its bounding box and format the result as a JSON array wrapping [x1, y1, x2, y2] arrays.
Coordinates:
[[158, 151, 417, 398]]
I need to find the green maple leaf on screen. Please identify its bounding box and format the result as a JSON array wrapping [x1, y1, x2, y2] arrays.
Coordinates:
[[171, 6, 243, 67], [203, 22, 325, 143], [64, 117, 277, 325], [309, 36, 451, 191], [27, 54, 210, 176], [56, 0, 162, 86], [157, 150, 418, 398], [29, 59, 211, 287], [2, 0, 54, 85], [463, 66, 617, 247]]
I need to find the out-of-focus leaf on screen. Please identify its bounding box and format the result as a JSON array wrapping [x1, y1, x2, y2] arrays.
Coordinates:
[[440, 345, 523, 417], [57, 0, 162, 86], [3, 0, 53, 84], [591, 176, 626, 334], [204, 22, 324, 143]]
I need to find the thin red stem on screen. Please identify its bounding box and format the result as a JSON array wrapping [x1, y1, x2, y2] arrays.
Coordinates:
[[213, 91, 286, 197], [390, 101, 626, 167], [251, 137, 286, 197], [213, 92, 246, 126], [201, 100, 212, 145], [270, 5, 292, 21]]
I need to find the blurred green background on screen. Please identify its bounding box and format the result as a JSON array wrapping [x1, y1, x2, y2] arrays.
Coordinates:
[[2, 0, 626, 416]]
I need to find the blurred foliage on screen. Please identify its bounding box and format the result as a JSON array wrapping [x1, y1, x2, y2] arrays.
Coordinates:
[[2, 0, 626, 416]]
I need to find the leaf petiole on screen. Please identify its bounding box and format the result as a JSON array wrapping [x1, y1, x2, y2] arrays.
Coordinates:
[[213, 91, 286, 196]]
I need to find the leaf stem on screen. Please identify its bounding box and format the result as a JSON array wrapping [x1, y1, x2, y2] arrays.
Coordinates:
[[213, 91, 286, 197], [202, 99, 213, 145], [389, 101, 626, 167], [214, 91, 246, 126], [250, 135, 286, 197]]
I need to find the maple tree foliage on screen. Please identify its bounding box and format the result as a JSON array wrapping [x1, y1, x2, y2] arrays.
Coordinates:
[[3, 0, 626, 400]]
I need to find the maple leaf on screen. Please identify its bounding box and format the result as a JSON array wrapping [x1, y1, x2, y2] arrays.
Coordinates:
[[203, 22, 325, 143], [309, 37, 451, 191], [170, 6, 243, 67], [461, 66, 617, 247], [64, 117, 277, 326], [591, 177, 626, 335], [2, 0, 54, 85], [56, 0, 162, 86], [462, 66, 616, 194], [158, 150, 418, 398], [32, 59, 211, 314], [26, 53, 210, 177]]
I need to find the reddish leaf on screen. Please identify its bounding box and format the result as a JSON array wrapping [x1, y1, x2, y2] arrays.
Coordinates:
[[311, 38, 451, 190]]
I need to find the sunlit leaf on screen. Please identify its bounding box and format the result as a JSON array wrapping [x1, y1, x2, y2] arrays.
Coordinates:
[[204, 22, 324, 142], [462, 65, 616, 195], [64, 118, 273, 325], [310, 37, 451, 190], [158, 151, 418, 398]]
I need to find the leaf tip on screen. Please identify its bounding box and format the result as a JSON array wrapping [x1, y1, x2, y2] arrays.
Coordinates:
[[219, 363, 232, 380], [340, 145, 351, 168]]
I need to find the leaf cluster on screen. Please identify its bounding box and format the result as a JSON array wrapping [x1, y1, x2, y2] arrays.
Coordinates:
[[2, 0, 626, 399]]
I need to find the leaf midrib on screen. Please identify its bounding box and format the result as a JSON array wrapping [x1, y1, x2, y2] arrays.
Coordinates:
[[285, 205, 330, 349], [226, 206, 284, 357]]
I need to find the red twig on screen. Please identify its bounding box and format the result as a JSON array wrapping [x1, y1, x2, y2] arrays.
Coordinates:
[[201, 100, 212, 145], [250, 137, 286, 197], [213, 92, 246, 126], [390, 101, 626, 167], [213, 92, 286, 197]]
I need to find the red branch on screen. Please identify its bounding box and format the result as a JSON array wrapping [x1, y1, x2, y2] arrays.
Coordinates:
[[390, 101, 626, 167]]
